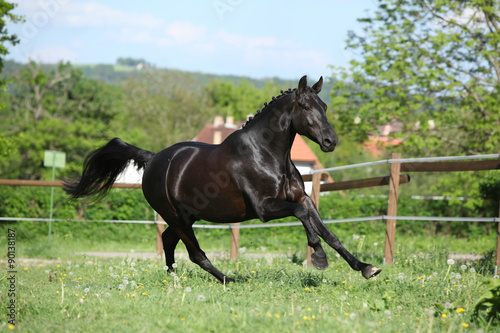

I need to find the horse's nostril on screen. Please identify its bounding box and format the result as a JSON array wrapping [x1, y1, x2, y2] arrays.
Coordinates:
[[323, 138, 338, 150]]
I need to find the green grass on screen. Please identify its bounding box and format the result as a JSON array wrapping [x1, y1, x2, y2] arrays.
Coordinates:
[[3, 219, 498, 259], [2, 239, 499, 332]]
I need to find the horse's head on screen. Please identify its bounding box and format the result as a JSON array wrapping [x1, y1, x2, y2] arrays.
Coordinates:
[[292, 76, 338, 152]]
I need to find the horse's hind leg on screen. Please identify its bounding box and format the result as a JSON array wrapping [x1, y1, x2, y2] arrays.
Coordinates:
[[173, 224, 234, 283], [162, 226, 180, 270]]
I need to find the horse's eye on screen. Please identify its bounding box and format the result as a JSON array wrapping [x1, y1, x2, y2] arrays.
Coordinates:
[[299, 103, 311, 111]]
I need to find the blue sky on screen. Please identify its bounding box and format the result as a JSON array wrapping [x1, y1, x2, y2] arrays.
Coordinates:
[[8, 0, 377, 80]]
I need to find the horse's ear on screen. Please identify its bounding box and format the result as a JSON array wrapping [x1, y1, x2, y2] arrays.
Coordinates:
[[298, 75, 307, 94], [312, 76, 323, 94]]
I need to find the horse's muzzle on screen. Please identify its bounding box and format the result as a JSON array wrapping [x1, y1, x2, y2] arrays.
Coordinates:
[[321, 137, 337, 152]]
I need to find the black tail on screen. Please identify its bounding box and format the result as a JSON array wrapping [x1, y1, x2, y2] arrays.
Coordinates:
[[64, 138, 155, 201]]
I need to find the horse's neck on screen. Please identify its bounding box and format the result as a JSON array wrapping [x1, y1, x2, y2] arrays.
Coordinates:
[[247, 102, 296, 157]]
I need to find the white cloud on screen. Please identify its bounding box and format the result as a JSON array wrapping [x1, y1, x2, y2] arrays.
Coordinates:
[[14, 0, 166, 37], [15, 1, 328, 66], [165, 21, 206, 43], [212, 30, 330, 72], [60, 2, 165, 29], [19, 1, 207, 48], [25, 45, 79, 63], [12, 1, 332, 77], [17, 0, 165, 29], [101, 21, 207, 48], [216, 31, 277, 49]]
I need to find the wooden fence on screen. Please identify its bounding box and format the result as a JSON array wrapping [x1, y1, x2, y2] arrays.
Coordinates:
[[0, 154, 499, 273], [304, 154, 500, 273]]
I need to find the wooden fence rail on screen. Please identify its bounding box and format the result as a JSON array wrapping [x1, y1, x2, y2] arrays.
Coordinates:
[[306, 156, 500, 273], [1, 155, 499, 273], [0, 179, 141, 188]]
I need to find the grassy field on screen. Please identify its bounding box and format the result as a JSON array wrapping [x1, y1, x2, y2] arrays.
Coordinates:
[[2, 234, 500, 332], [4, 218, 498, 259]]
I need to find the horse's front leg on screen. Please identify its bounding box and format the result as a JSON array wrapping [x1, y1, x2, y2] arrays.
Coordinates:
[[259, 198, 329, 270], [301, 197, 382, 279]]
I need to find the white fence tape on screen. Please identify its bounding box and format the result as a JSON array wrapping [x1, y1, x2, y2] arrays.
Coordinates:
[[312, 153, 500, 174], [2, 154, 498, 231], [1, 215, 497, 229]]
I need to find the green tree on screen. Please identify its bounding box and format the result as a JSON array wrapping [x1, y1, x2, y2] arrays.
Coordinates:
[[116, 57, 147, 67], [330, 0, 500, 157], [204, 79, 282, 121], [0, 1, 23, 156], [118, 71, 212, 152], [1, 62, 123, 179], [0, 0, 22, 86]]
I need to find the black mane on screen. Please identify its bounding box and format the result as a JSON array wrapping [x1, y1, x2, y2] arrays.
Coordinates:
[[242, 88, 296, 129]]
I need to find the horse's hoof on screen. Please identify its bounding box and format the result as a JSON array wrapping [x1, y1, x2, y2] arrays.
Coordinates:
[[223, 276, 235, 283], [311, 252, 329, 270], [362, 265, 382, 279]]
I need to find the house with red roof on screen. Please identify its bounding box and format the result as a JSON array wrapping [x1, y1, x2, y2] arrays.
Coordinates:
[[363, 121, 404, 157]]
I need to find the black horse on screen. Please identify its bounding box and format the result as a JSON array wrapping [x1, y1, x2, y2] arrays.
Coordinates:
[[65, 76, 381, 283]]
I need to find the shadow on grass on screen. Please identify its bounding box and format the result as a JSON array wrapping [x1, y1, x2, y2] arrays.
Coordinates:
[[227, 268, 329, 288]]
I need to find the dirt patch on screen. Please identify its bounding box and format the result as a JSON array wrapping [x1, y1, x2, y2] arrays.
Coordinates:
[[1, 251, 292, 267]]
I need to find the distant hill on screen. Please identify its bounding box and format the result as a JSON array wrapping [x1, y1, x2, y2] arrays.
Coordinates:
[[3, 60, 333, 102]]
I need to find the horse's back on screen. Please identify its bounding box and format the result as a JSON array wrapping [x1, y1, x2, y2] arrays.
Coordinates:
[[142, 141, 252, 223]]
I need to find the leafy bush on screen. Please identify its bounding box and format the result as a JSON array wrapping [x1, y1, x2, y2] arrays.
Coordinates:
[[0, 183, 496, 252], [479, 171, 500, 217], [473, 279, 500, 325]]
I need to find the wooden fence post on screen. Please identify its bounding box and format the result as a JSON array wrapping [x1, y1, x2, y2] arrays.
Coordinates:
[[307, 164, 322, 266], [230, 223, 240, 260], [495, 200, 500, 276], [384, 153, 401, 265], [156, 214, 165, 257]]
